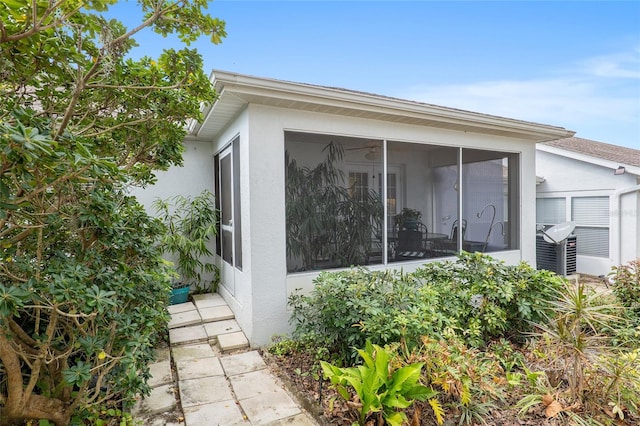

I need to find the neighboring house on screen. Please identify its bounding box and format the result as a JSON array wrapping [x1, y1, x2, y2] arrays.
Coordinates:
[[134, 71, 574, 346], [536, 137, 640, 276]]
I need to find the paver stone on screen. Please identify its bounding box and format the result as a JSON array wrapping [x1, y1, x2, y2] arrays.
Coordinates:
[[220, 350, 266, 377], [179, 375, 233, 408], [176, 357, 224, 380]]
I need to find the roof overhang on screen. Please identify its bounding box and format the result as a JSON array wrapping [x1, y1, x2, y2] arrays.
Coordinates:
[[537, 144, 640, 176], [190, 70, 575, 143]]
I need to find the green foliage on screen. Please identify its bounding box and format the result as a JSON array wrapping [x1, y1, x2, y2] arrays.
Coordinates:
[[531, 280, 622, 400], [400, 336, 505, 424], [285, 142, 383, 272], [289, 267, 450, 363], [522, 280, 640, 424], [0, 0, 223, 423], [284, 255, 640, 424], [153, 190, 219, 291], [321, 341, 435, 426], [71, 404, 136, 426], [610, 258, 640, 313], [592, 349, 640, 421], [394, 207, 422, 230], [412, 252, 565, 346], [289, 252, 564, 363], [600, 260, 640, 348], [268, 335, 305, 357]]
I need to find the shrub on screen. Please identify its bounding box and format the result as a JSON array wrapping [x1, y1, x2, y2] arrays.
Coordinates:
[[519, 280, 639, 424], [289, 268, 452, 363], [413, 252, 565, 345], [0, 192, 171, 424], [289, 252, 564, 364], [399, 335, 507, 425], [611, 258, 640, 312], [606, 259, 640, 348]]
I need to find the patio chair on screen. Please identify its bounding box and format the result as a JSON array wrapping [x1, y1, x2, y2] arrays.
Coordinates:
[[433, 219, 467, 256], [395, 222, 431, 260]]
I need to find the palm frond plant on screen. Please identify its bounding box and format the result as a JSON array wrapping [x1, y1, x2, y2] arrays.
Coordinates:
[[153, 190, 219, 298], [285, 142, 383, 271]]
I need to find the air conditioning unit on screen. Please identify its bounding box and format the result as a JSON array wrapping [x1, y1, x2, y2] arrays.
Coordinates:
[[536, 234, 577, 276]]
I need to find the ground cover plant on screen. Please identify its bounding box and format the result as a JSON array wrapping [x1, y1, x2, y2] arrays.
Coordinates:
[[0, 0, 225, 424], [270, 254, 640, 425]]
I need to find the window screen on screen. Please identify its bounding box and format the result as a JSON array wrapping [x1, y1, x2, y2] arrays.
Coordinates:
[[572, 197, 609, 226], [572, 196, 610, 257]]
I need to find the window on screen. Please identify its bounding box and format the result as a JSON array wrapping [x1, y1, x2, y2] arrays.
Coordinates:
[[284, 131, 520, 272], [572, 196, 609, 257], [215, 137, 242, 270], [537, 198, 566, 225], [285, 133, 383, 272], [348, 171, 369, 202]]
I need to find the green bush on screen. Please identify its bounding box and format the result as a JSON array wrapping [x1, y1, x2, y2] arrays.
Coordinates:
[[289, 268, 452, 363], [611, 258, 640, 312], [413, 252, 565, 345], [608, 259, 640, 348], [289, 252, 564, 363]]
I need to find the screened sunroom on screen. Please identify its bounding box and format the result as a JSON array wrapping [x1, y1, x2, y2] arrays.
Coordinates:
[[285, 132, 519, 273], [136, 70, 574, 345]]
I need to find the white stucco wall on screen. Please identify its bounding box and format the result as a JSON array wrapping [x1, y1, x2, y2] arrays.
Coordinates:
[[243, 104, 537, 345], [134, 103, 545, 347], [536, 149, 640, 276], [131, 139, 214, 208]]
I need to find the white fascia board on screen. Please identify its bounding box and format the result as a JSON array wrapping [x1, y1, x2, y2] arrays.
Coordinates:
[[537, 144, 640, 176], [208, 70, 575, 142]]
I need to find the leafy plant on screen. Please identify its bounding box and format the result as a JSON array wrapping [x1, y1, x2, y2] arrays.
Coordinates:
[[285, 142, 383, 272], [394, 207, 422, 230], [399, 336, 505, 425], [289, 267, 450, 362], [591, 349, 640, 421], [413, 252, 566, 346], [0, 0, 224, 423], [153, 190, 219, 291], [531, 280, 621, 400], [320, 341, 435, 426], [610, 258, 640, 313], [289, 252, 565, 365], [520, 279, 640, 423]]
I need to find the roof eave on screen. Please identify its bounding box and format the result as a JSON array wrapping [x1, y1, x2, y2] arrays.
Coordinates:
[[537, 144, 640, 176], [195, 70, 575, 142]]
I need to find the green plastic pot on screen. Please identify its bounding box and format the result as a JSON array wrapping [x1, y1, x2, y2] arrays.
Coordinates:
[[169, 286, 190, 305]]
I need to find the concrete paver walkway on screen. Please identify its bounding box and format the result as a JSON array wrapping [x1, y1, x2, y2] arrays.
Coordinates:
[[133, 293, 317, 425]]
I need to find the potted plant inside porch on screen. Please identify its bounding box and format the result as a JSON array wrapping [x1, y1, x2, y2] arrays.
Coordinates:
[[153, 190, 219, 305], [395, 207, 422, 230]]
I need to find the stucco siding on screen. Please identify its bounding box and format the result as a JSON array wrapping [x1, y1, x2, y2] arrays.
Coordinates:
[[535, 149, 640, 276]]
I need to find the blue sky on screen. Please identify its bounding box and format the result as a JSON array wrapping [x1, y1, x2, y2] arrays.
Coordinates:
[[109, 1, 640, 149]]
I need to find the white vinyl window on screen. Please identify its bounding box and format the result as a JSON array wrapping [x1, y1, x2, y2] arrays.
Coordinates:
[[536, 197, 566, 225], [571, 196, 610, 257]]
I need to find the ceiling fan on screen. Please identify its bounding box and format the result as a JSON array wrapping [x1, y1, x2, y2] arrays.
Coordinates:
[[345, 145, 381, 160]]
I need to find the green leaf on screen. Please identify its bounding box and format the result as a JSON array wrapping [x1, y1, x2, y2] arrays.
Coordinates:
[[0, 284, 31, 317], [62, 361, 91, 386], [383, 411, 406, 426], [404, 384, 436, 401]]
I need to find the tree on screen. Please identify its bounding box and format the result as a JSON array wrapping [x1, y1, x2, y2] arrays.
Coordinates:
[[0, 0, 225, 424]]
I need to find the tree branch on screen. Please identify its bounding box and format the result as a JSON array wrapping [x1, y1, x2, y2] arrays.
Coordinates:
[[0, 326, 27, 421]]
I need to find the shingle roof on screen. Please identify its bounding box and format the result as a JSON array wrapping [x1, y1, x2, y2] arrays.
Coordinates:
[[542, 137, 640, 168]]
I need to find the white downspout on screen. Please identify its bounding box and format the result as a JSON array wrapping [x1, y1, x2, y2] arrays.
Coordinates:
[[611, 184, 640, 266]]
